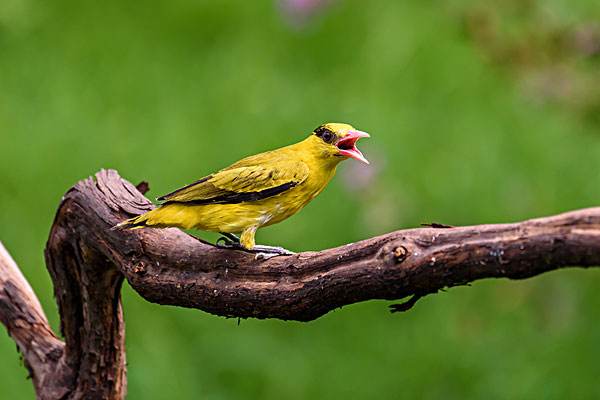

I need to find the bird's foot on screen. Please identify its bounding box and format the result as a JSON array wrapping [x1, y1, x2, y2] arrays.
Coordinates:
[[215, 238, 294, 259], [251, 245, 295, 260], [216, 233, 241, 248]]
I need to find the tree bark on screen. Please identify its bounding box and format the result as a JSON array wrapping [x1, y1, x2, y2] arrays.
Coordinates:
[[0, 242, 67, 398], [1, 169, 599, 399]]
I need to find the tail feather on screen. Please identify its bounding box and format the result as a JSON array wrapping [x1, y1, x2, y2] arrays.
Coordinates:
[[114, 204, 192, 231], [114, 213, 150, 230]]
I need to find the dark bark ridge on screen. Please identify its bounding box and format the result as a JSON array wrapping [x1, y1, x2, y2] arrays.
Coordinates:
[[1, 169, 599, 399]]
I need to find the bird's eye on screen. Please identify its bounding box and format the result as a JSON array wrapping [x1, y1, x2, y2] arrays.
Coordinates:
[[321, 131, 334, 143], [315, 127, 335, 144]]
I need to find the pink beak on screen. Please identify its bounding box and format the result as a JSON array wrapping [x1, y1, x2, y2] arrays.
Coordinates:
[[336, 130, 370, 164]]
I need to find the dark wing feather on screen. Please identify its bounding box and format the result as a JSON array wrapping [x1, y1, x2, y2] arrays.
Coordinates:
[[168, 181, 299, 205], [157, 160, 309, 205]]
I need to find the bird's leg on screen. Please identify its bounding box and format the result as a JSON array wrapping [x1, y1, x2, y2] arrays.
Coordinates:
[[216, 242, 294, 259], [241, 229, 295, 257], [216, 228, 294, 258]]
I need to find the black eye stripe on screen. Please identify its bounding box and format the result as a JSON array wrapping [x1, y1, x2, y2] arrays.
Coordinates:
[[314, 126, 327, 136], [314, 126, 335, 143]]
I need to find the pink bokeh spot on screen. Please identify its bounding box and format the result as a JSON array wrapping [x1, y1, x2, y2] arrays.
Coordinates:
[[279, 0, 334, 27]]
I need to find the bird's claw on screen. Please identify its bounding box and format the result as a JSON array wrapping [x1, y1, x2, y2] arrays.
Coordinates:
[[216, 240, 294, 258], [251, 245, 295, 258], [254, 252, 277, 260], [215, 232, 293, 257], [216, 233, 242, 248]]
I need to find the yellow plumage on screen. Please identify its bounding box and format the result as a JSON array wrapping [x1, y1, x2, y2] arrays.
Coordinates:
[[119, 123, 369, 251]]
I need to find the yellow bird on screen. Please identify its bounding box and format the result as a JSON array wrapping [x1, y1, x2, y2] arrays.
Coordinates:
[[118, 123, 369, 255]]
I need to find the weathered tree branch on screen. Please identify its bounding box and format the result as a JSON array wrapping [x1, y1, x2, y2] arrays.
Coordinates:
[[0, 242, 66, 398], [1, 169, 599, 399]]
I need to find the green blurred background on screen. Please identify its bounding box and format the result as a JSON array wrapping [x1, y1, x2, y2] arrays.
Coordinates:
[[2, 0, 600, 398]]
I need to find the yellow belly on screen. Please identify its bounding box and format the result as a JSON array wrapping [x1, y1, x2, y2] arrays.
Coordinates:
[[141, 185, 320, 233], [150, 202, 283, 233]]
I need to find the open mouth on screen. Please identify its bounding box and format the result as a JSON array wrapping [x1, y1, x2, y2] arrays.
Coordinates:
[[336, 130, 370, 164]]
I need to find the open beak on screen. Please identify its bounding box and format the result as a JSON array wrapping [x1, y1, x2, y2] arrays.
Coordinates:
[[336, 130, 370, 164]]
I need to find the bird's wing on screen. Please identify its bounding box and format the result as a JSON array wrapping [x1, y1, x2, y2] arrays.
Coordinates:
[[157, 160, 309, 204]]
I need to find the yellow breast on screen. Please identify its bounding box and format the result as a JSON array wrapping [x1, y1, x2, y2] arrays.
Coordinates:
[[182, 165, 336, 233]]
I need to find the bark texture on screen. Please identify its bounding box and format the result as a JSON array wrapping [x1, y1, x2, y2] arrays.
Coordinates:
[[1, 169, 599, 399], [0, 242, 66, 398]]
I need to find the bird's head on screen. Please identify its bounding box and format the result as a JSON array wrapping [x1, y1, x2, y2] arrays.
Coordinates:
[[307, 122, 370, 164]]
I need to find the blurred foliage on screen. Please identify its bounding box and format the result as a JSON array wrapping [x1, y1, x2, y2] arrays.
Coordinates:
[[460, 0, 600, 124], [1, 0, 600, 398]]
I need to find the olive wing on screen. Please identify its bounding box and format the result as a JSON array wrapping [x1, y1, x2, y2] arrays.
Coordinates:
[[157, 161, 309, 205]]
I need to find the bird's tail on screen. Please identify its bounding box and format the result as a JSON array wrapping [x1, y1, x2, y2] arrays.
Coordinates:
[[114, 211, 153, 230], [114, 204, 193, 231]]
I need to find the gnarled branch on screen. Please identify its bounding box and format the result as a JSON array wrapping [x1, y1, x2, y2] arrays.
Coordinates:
[[0, 241, 67, 398], [1, 169, 599, 399]]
